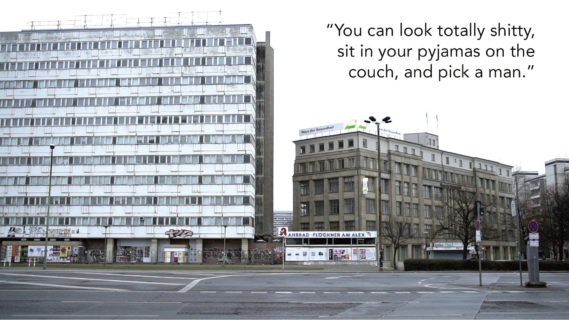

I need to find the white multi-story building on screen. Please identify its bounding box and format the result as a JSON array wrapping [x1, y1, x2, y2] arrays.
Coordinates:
[[0, 23, 272, 264]]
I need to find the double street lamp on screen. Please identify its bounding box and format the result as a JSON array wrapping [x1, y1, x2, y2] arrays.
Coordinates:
[[364, 116, 392, 271]]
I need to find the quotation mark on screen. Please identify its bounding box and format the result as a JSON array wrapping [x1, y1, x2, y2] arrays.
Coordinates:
[[327, 23, 333, 29], [527, 65, 534, 71]]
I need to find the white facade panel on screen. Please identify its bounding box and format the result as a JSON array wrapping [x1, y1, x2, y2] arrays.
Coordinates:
[[0, 25, 259, 254]]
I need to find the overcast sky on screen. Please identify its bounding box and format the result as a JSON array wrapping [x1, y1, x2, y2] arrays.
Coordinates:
[[1, 0, 567, 211]]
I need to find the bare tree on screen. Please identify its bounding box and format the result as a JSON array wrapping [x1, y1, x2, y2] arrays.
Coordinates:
[[539, 181, 569, 260], [383, 216, 415, 270], [436, 186, 477, 259]]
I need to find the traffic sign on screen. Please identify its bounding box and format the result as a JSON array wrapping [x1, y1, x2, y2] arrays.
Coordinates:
[[528, 220, 539, 233], [529, 233, 539, 240]]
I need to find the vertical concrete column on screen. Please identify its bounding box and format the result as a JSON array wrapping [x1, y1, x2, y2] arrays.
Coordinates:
[[499, 246, 504, 261], [105, 239, 114, 264], [408, 244, 413, 259], [489, 246, 494, 261], [241, 238, 249, 264], [150, 239, 158, 263], [195, 239, 203, 264]]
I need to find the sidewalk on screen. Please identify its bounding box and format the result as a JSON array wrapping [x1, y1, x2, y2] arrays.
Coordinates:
[[3, 262, 396, 272]]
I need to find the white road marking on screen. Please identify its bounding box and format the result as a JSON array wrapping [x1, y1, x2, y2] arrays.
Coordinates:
[[325, 275, 354, 280], [64, 271, 196, 280], [225, 291, 242, 294], [395, 291, 411, 294], [371, 291, 387, 294], [0, 280, 127, 292], [199, 291, 216, 294], [0, 272, 178, 286], [251, 291, 268, 294], [348, 291, 364, 294], [299, 291, 315, 294], [323, 291, 339, 294], [275, 291, 293, 294], [62, 301, 181, 304], [178, 275, 233, 293]]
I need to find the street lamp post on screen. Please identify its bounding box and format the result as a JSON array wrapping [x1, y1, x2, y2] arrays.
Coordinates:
[[104, 224, 108, 267], [364, 116, 392, 271], [43, 144, 55, 270], [223, 224, 227, 265]]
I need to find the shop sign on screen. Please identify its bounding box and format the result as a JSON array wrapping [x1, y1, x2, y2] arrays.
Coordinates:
[[165, 229, 194, 238], [286, 231, 376, 238]]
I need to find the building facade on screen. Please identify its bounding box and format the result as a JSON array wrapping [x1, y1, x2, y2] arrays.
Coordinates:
[[514, 158, 569, 260], [293, 126, 517, 267], [272, 210, 293, 239], [0, 23, 273, 264]]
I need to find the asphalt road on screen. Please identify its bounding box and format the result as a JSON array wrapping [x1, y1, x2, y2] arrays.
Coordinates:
[[0, 268, 568, 319]]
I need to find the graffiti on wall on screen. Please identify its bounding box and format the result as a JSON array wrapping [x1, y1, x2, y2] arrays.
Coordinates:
[[6, 226, 78, 238], [165, 229, 194, 238]]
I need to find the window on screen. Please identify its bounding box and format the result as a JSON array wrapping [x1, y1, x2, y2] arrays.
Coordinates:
[[330, 221, 339, 231], [404, 202, 411, 216], [366, 198, 376, 214], [329, 199, 339, 214], [299, 181, 309, 196], [314, 201, 324, 216], [349, 157, 356, 168], [300, 223, 310, 231], [329, 178, 339, 193], [300, 202, 309, 216], [328, 141, 334, 150], [319, 143, 324, 151], [344, 198, 354, 214], [395, 181, 401, 195], [300, 146, 306, 154], [403, 164, 409, 175], [367, 177, 375, 192], [309, 145, 315, 153], [338, 159, 345, 169], [314, 180, 324, 194], [424, 205, 431, 218], [344, 177, 354, 192], [338, 140, 344, 149], [445, 157, 449, 164], [403, 182, 410, 196], [413, 203, 419, 217], [395, 163, 401, 173], [431, 154, 436, 162], [396, 201, 402, 216], [314, 222, 325, 231], [411, 166, 417, 177], [423, 185, 431, 199], [348, 139, 354, 147], [344, 220, 355, 231], [412, 184, 418, 197], [328, 159, 335, 171], [382, 200, 389, 215], [362, 139, 367, 148], [366, 220, 376, 231]]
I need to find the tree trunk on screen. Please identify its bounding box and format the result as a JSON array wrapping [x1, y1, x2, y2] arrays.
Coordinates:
[[463, 243, 469, 260], [393, 247, 398, 270]]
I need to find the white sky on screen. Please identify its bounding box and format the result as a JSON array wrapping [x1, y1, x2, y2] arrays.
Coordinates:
[[1, 0, 567, 211]]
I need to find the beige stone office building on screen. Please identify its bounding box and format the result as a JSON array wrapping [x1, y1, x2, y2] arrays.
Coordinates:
[[293, 127, 517, 267]]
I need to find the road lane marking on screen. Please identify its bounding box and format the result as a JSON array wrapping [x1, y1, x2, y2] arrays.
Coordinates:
[[299, 291, 315, 294], [325, 275, 355, 280], [225, 291, 243, 294], [0, 280, 128, 292], [65, 271, 196, 280], [371, 291, 387, 294], [199, 291, 216, 294], [0, 272, 179, 286], [275, 291, 293, 294], [178, 275, 233, 293], [323, 291, 339, 294], [251, 291, 268, 294], [348, 291, 364, 294]]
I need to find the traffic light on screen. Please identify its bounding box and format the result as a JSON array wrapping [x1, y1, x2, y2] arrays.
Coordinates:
[[475, 200, 485, 216]]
